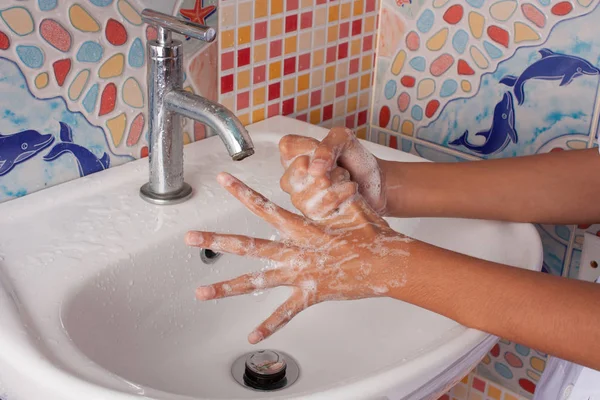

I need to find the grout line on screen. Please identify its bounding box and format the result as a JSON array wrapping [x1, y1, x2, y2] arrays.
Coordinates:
[[587, 81, 600, 148], [563, 225, 576, 278]]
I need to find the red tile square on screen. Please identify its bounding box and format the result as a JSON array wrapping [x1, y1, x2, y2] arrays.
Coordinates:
[[472, 377, 486, 393], [296, 113, 308, 122], [338, 42, 348, 59], [221, 74, 234, 94], [349, 58, 360, 74], [268, 103, 280, 118], [357, 110, 367, 126], [286, 0, 299, 11], [345, 115, 355, 129], [339, 21, 349, 39], [389, 135, 398, 149], [366, 0, 376, 12], [253, 65, 266, 84], [221, 51, 234, 71], [237, 48, 251, 67], [255, 21, 268, 41], [326, 46, 337, 63], [300, 11, 312, 29], [282, 98, 295, 115], [352, 19, 362, 36], [437, 395, 450, 400], [269, 82, 281, 101], [298, 53, 311, 71], [237, 91, 250, 111], [285, 14, 298, 33], [336, 81, 346, 97], [284, 56, 296, 75], [323, 104, 333, 121], [316, 0, 326, 4], [363, 35, 373, 51], [270, 39, 282, 58], [310, 90, 321, 107]]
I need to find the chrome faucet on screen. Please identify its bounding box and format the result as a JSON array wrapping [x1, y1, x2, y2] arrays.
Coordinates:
[[139, 9, 254, 205]]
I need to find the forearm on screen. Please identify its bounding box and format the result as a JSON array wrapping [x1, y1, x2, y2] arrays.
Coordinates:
[[392, 241, 600, 369], [381, 148, 600, 224]]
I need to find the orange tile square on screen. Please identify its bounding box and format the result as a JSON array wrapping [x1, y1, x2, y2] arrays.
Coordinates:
[[337, 61, 348, 79], [325, 65, 336, 83], [351, 39, 361, 56], [348, 77, 358, 93], [324, 84, 335, 102], [285, 36, 297, 54], [238, 25, 251, 45], [311, 69, 323, 88], [221, 29, 235, 49], [313, 49, 324, 67], [356, 126, 366, 139], [504, 395, 519, 400], [315, 7, 326, 25], [220, 5, 236, 27], [353, 0, 364, 16], [269, 61, 282, 80], [299, 32, 312, 51], [238, 113, 250, 126], [252, 108, 265, 124], [314, 28, 326, 47], [359, 90, 370, 108], [238, 69, 251, 90], [301, 0, 313, 8], [362, 54, 372, 71], [310, 109, 321, 124], [328, 4, 339, 22], [298, 73, 310, 91], [341, 3, 352, 19], [255, 0, 268, 18], [461, 375, 469, 385], [283, 77, 296, 96], [254, 43, 267, 62], [297, 93, 309, 111], [253, 86, 266, 106], [360, 73, 370, 90], [347, 96, 357, 112], [328, 25, 338, 43], [271, 18, 283, 36], [487, 386, 502, 400], [365, 15, 375, 32], [271, 0, 284, 15]]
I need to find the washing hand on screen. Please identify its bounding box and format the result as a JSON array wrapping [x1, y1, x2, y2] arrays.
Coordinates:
[[185, 167, 414, 344]]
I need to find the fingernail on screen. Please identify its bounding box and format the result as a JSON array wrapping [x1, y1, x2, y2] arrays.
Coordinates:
[[248, 330, 264, 344], [216, 172, 234, 186], [196, 286, 216, 300], [185, 232, 204, 246]]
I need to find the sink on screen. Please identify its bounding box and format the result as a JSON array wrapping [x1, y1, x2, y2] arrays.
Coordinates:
[[0, 116, 542, 400]]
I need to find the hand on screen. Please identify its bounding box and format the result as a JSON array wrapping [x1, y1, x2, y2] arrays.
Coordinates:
[[279, 127, 388, 215], [185, 170, 413, 344]]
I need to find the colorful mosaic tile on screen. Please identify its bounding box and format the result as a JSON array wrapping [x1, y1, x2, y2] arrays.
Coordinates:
[[438, 370, 529, 400]]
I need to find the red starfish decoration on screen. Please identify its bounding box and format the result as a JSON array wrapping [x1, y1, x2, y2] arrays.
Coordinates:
[[179, 0, 216, 26]]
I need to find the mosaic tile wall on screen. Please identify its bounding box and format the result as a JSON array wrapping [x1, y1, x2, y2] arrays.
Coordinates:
[[439, 371, 529, 400], [369, 0, 600, 396], [217, 0, 378, 136]]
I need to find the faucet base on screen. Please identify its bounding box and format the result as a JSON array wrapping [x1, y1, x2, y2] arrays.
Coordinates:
[[139, 182, 193, 205]]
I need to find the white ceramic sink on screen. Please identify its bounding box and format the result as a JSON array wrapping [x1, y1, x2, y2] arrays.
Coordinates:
[[0, 116, 542, 400]]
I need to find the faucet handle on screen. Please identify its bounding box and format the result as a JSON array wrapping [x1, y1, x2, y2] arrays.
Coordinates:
[[141, 9, 216, 43]]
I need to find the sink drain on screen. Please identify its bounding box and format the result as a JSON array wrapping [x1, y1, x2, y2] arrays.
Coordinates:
[[200, 248, 222, 264], [232, 350, 300, 391]]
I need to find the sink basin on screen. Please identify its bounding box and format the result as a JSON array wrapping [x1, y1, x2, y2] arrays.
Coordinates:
[[0, 116, 542, 400]]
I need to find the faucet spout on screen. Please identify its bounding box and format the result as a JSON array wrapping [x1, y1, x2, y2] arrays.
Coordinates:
[[164, 90, 254, 161]]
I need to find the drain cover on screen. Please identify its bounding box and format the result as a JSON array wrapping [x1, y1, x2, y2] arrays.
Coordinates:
[[232, 350, 300, 391]]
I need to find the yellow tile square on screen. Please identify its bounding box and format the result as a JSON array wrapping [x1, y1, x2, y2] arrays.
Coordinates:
[[353, 0, 363, 15], [237, 69, 251, 90], [347, 96, 357, 112], [356, 126, 366, 139], [269, 61, 282, 80], [328, 25, 338, 43], [341, 3, 352, 19], [297, 93, 309, 111], [314, 28, 326, 47], [221, 29, 235, 49], [360, 73, 370, 90], [461, 375, 469, 385], [299, 32, 312, 51], [253, 86, 265, 106], [487, 385, 501, 400], [310, 109, 321, 125], [271, 0, 284, 15], [334, 100, 345, 117], [351, 39, 361, 56], [270, 18, 283, 36], [325, 65, 336, 83], [348, 77, 358, 93], [504, 395, 519, 400], [301, 0, 313, 8], [255, 0, 268, 18], [337, 61, 348, 80], [221, 95, 235, 111], [328, 4, 339, 22], [285, 36, 297, 54], [283, 77, 296, 96], [314, 7, 326, 25], [365, 15, 375, 32], [362, 54, 372, 71], [311, 69, 323, 88], [238, 2, 253, 23], [254, 43, 267, 62], [252, 108, 265, 124], [298, 73, 310, 91], [324, 84, 335, 103], [359, 91, 370, 108], [220, 5, 236, 27], [238, 25, 251, 45], [238, 113, 250, 126]]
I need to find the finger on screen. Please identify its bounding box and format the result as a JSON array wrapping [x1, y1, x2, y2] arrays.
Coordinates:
[[279, 135, 319, 168], [330, 167, 351, 183], [297, 181, 358, 220], [309, 127, 355, 176], [217, 172, 326, 240], [196, 269, 292, 301], [248, 289, 306, 344], [185, 232, 291, 261], [279, 155, 310, 194]]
